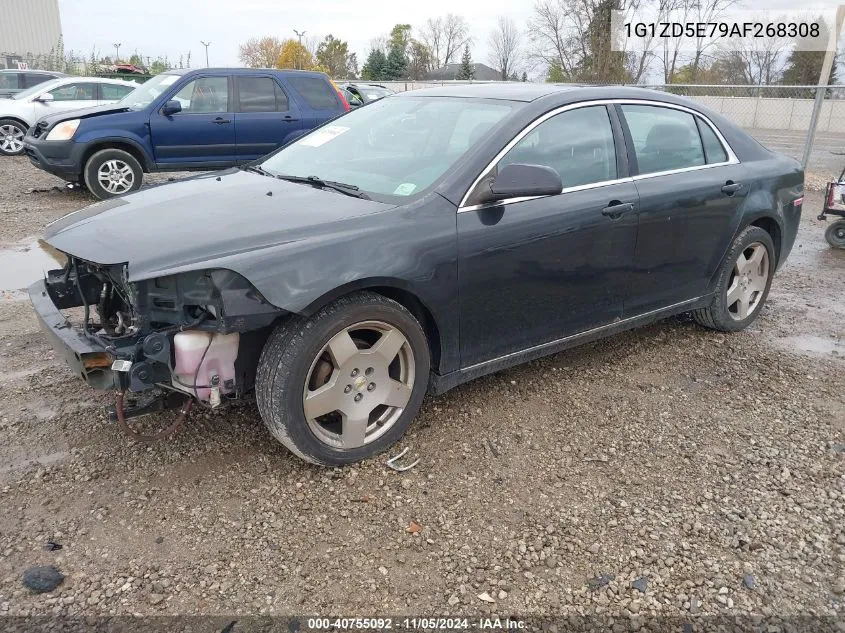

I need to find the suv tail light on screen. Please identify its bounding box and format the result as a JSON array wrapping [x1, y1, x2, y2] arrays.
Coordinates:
[[330, 80, 350, 112]]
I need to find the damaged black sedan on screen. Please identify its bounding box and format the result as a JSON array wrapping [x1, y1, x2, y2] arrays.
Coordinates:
[[30, 84, 804, 465]]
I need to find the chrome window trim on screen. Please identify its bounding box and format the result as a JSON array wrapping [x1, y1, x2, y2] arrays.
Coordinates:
[[457, 98, 739, 213]]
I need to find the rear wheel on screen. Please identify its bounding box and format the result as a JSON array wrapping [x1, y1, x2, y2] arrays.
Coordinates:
[[0, 119, 27, 156], [825, 220, 845, 249], [256, 292, 430, 466], [83, 148, 143, 199], [693, 225, 775, 332]]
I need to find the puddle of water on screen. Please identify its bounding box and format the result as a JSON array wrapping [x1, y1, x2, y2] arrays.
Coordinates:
[[0, 238, 66, 293], [777, 335, 844, 357]]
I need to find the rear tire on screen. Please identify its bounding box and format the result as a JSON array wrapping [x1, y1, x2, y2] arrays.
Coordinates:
[[825, 220, 845, 249], [693, 225, 775, 332], [256, 292, 430, 466], [0, 119, 27, 156], [83, 148, 143, 199]]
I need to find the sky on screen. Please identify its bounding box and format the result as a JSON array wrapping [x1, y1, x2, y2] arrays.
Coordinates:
[[57, 0, 533, 71], [57, 0, 843, 77]]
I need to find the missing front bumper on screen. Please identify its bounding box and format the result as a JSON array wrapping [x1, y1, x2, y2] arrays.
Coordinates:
[[28, 278, 118, 390]]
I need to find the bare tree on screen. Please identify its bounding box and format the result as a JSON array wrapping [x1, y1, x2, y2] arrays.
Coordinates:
[[659, 0, 694, 82], [420, 17, 444, 69], [689, 0, 738, 81], [420, 14, 469, 69], [238, 36, 284, 68], [442, 14, 471, 66], [527, 0, 579, 77], [488, 16, 522, 79]]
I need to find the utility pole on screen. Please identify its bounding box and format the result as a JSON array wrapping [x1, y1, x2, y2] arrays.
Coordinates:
[[802, 5, 845, 168], [200, 41, 211, 67], [113, 43, 121, 63], [293, 29, 307, 70]]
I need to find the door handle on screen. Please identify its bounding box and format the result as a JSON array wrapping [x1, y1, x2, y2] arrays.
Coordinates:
[[721, 181, 742, 195], [601, 201, 635, 219], [282, 114, 298, 122], [212, 117, 231, 125]]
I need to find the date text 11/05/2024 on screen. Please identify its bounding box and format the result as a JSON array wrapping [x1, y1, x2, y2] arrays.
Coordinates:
[[306, 617, 526, 630]]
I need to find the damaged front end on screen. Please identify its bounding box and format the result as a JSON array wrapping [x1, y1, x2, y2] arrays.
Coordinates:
[[29, 256, 285, 407]]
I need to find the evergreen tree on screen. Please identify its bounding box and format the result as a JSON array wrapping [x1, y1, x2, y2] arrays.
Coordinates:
[[384, 43, 408, 80], [456, 44, 474, 80], [521, 71, 528, 82], [361, 49, 388, 81], [546, 61, 565, 82]]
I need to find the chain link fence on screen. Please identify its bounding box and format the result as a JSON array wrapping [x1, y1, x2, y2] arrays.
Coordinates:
[[373, 80, 845, 178]]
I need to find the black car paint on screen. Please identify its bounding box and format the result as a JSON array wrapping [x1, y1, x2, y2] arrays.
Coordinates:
[[32, 84, 803, 398]]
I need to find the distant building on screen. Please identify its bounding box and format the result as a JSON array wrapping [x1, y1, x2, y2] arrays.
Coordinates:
[[426, 63, 502, 81], [1, 0, 63, 69]]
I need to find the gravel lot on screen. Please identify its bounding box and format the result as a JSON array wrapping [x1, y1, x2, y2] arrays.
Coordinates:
[[0, 155, 843, 625]]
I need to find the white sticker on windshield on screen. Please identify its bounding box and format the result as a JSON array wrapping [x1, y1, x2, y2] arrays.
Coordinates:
[[393, 182, 417, 196], [299, 125, 350, 147]]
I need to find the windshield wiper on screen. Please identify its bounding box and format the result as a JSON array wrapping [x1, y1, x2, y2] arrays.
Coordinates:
[[275, 174, 371, 200], [244, 164, 275, 177]]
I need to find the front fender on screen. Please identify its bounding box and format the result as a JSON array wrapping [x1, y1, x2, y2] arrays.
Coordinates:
[[75, 130, 154, 170]]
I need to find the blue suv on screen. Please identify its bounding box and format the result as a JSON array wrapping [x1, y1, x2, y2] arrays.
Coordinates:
[[23, 68, 350, 199]]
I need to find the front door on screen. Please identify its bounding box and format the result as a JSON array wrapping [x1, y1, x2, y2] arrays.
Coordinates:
[[233, 75, 310, 162], [616, 103, 749, 316], [149, 74, 237, 166], [36, 81, 100, 118], [457, 104, 639, 367]]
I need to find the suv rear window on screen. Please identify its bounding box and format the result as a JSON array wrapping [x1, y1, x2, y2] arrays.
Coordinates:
[[287, 76, 339, 110], [23, 73, 54, 88]]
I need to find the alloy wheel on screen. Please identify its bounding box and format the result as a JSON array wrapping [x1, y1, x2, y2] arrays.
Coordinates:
[[302, 320, 415, 449], [96, 159, 134, 194], [0, 124, 24, 153], [726, 241, 769, 320]]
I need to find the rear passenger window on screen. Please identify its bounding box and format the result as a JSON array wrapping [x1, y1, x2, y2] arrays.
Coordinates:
[[287, 76, 338, 110], [23, 73, 53, 88], [621, 105, 705, 175], [237, 77, 288, 112], [697, 119, 728, 164], [101, 83, 135, 100], [499, 106, 617, 188]]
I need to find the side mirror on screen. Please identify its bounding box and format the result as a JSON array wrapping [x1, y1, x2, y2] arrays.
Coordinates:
[[35, 93, 54, 103], [162, 100, 182, 116], [485, 163, 562, 202]]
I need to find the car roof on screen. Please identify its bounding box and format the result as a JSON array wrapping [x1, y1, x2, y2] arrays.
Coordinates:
[[395, 83, 583, 102], [0, 69, 66, 76], [163, 67, 329, 78], [45, 76, 139, 86], [393, 83, 699, 105]]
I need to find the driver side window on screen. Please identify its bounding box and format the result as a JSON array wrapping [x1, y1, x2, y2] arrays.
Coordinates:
[[171, 77, 228, 113], [49, 82, 98, 101], [500, 106, 617, 188]]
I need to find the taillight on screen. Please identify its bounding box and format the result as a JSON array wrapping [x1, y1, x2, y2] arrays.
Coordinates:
[[336, 88, 350, 112], [827, 183, 836, 209], [794, 196, 804, 208]]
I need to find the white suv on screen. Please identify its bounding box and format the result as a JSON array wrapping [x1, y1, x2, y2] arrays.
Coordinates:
[[0, 77, 138, 156]]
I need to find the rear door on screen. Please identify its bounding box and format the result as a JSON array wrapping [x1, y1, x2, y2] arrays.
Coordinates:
[[618, 102, 747, 316], [285, 75, 342, 126], [99, 82, 136, 105], [233, 75, 307, 162], [149, 74, 237, 166]]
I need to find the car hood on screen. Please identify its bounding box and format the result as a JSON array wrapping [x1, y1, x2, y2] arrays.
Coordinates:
[[36, 103, 133, 128], [44, 169, 396, 284]]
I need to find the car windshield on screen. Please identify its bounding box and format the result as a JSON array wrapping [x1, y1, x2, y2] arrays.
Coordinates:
[[11, 79, 62, 100], [363, 86, 392, 100], [259, 96, 516, 201], [119, 73, 180, 109]]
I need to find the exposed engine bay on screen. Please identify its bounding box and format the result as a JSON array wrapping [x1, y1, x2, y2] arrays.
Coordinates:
[[41, 255, 286, 407]]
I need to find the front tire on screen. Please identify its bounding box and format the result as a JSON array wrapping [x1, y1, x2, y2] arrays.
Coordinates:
[[83, 148, 143, 199], [0, 119, 27, 156], [693, 225, 775, 332], [825, 220, 845, 249], [256, 292, 430, 466]]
